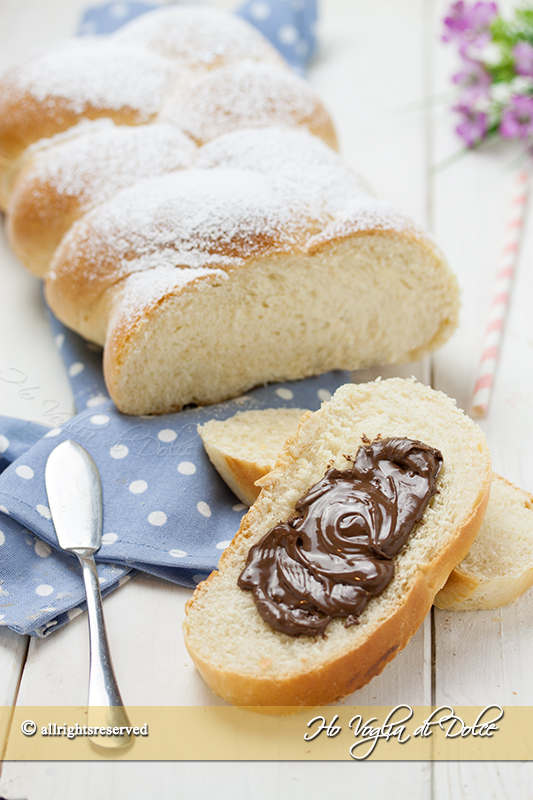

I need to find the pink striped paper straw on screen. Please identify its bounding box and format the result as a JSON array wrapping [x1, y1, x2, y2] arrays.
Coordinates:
[[471, 167, 530, 418]]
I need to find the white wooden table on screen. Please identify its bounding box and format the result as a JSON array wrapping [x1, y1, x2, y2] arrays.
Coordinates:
[[1, 0, 532, 796]]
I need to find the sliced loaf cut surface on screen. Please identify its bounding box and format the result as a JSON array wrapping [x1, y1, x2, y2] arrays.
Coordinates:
[[184, 378, 491, 710], [198, 408, 307, 505], [434, 474, 533, 610], [199, 405, 533, 612], [44, 138, 459, 415]]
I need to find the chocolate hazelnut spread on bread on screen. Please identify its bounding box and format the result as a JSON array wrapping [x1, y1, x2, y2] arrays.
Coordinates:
[[238, 437, 442, 636]]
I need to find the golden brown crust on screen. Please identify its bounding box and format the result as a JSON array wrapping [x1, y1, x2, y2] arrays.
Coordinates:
[[43, 163, 325, 337], [0, 87, 146, 167], [208, 422, 533, 615], [158, 62, 338, 151], [209, 454, 267, 507], [183, 382, 492, 711], [7, 167, 84, 276], [434, 474, 533, 610], [1, 7, 460, 418], [183, 480, 490, 711], [433, 567, 480, 609]]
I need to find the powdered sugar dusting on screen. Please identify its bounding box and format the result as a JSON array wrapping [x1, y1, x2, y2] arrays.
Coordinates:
[[8, 40, 176, 118], [71, 167, 332, 277], [23, 118, 113, 160], [307, 198, 422, 249], [113, 5, 283, 69], [159, 63, 324, 144], [197, 127, 370, 213], [25, 122, 197, 205], [112, 265, 228, 324]]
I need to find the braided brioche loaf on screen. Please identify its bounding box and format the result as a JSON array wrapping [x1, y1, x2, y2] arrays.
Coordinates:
[[0, 5, 460, 415]]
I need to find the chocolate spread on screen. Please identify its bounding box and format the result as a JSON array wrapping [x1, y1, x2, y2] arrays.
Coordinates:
[[237, 437, 442, 636]]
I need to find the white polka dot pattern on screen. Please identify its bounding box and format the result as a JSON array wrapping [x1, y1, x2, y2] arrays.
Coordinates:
[[216, 540, 230, 550], [250, 1, 271, 21], [16, 465, 34, 479], [91, 414, 110, 426], [148, 511, 167, 526], [35, 540, 52, 558], [36, 584, 54, 596], [177, 461, 196, 475], [0, 435, 9, 453], [158, 429, 177, 443], [276, 387, 294, 400], [110, 3, 129, 19], [86, 394, 109, 407], [36, 505, 51, 519], [44, 428, 62, 437], [278, 24, 299, 45], [197, 501, 212, 518], [129, 480, 147, 493], [110, 444, 129, 459], [68, 362, 85, 377]]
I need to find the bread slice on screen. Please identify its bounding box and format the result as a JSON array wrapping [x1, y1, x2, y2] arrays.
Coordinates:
[[199, 406, 533, 612], [434, 474, 533, 610], [198, 408, 307, 505], [184, 378, 491, 710]]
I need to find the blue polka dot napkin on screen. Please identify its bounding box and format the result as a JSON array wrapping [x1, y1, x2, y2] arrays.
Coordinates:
[[0, 1, 333, 637]]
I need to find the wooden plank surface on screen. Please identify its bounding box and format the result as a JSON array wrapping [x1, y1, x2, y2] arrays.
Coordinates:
[[1, 0, 532, 795], [431, 0, 533, 708], [430, 0, 533, 793]]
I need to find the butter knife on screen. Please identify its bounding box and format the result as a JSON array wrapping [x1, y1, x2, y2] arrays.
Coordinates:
[[45, 439, 132, 748]]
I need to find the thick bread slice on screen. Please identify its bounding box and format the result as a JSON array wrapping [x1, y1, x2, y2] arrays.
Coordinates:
[[198, 408, 307, 505], [434, 474, 533, 610], [199, 407, 533, 612], [183, 378, 491, 710]]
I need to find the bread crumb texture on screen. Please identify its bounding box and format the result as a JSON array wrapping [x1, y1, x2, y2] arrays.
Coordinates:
[[435, 475, 533, 610], [184, 378, 491, 707], [0, 4, 460, 414]]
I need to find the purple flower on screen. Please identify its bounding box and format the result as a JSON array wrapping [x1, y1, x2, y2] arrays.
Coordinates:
[[453, 102, 488, 146], [500, 94, 533, 139], [443, 2, 472, 41], [453, 58, 491, 101], [443, 1, 498, 44], [514, 41, 533, 77]]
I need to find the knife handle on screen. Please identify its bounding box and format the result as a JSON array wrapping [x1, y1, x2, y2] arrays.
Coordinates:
[[78, 553, 132, 748]]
